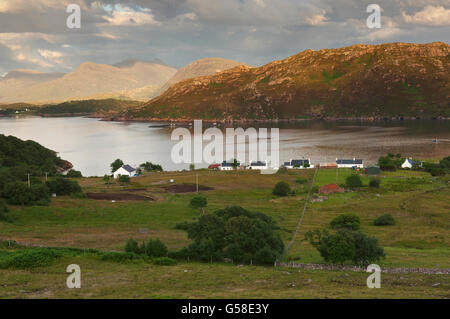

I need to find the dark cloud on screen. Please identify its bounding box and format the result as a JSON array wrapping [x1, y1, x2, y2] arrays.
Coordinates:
[[0, 0, 448, 74]]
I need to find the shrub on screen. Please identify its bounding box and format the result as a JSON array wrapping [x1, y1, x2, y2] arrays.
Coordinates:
[[118, 175, 130, 184], [430, 168, 445, 176], [0, 248, 58, 269], [345, 174, 363, 188], [2, 182, 50, 206], [46, 178, 81, 195], [141, 238, 168, 257], [373, 214, 396, 226], [330, 214, 360, 231], [100, 252, 144, 263], [190, 196, 207, 214], [152, 257, 177, 266], [369, 177, 381, 188], [140, 162, 163, 172], [0, 200, 13, 223], [272, 181, 291, 196], [66, 169, 82, 178], [124, 238, 140, 254], [305, 229, 385, 266]]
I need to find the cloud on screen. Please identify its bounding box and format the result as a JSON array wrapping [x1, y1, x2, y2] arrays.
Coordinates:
[[402, 5, 450, 26], [38, 49, 64, 64], [101, 4, 159, 26]]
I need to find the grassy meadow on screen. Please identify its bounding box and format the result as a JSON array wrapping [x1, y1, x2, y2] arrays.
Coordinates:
[[0, 168, 449, 298]]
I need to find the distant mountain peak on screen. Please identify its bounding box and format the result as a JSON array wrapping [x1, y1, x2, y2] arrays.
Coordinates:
[[113, 58, 169, 68]]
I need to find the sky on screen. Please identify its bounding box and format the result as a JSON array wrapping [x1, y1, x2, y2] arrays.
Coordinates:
[[0, 0, 449, 75]]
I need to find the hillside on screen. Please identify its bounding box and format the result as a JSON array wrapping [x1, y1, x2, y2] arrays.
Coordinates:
[[125, 42, 449, 121], [0, 61, 177, 104], [35, 99, 141, 116], [0, 134, 70, 176], [154, 58, 248, 96]]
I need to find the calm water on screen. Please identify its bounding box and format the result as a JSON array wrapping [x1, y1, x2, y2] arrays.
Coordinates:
[[0, 116, 449, 176]]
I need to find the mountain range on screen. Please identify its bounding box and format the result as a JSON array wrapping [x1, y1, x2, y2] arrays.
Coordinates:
[[0, 58, 247, 104], [125, 42, 449, 121]]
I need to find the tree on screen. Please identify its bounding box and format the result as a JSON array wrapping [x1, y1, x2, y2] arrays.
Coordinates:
[[141, 238, 168, 257], [305, 229, 385, 266], [176, 206, 284, 265], [345, 174, 363, 188], [369, 177, 380, 188], [66, 169, 82, 178], [118, 175, 130, 184], [46, 178, 81, 195], [232, 158, 239, 170], [272, 181, 291, 196], [140, 162, 163, 172], [373, 214, 396, 226], [189, 164, 195, 171], [330, 214, 360, 230], [124, 238, 140, 254], [2, 182, 50, 206], [190, 196, 207, 215], [110, 159, 123, 173]]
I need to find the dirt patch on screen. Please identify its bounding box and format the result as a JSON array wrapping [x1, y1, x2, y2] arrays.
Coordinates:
[[162, 183, 214, 193], [86, 193, 153, 201]]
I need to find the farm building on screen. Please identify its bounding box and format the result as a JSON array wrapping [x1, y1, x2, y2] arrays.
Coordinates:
[[248, 160, 268, 170], [284, 159, 311, 169], [113, 164, 137, 179], [365, 166, 381, 175], [336, 158, 364, 168], [220, 160, 240, 171], [401, 158, 423, 169]]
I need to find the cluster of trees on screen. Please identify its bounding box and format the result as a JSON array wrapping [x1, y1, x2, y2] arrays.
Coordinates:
[[125, 238, 168, 257], [110, 159, 163, 174], [305, 213, 385, 265], [377, 153, 404, 171], [0, 177, 82, 206], [422, 156, 450, 176], [0, 134, 65, 176], [174, 206, 284, 265]]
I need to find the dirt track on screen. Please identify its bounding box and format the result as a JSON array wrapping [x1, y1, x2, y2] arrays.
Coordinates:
[[162, 184, 214, 193], [86, 193, 153, 201]]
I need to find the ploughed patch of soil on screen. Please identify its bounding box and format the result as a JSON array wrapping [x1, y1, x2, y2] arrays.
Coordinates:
[[86, 193, 153, 201], [162, 183, 214, 193]]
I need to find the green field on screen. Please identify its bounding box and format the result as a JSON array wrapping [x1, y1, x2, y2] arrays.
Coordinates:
[[0, 168, 449, 298]]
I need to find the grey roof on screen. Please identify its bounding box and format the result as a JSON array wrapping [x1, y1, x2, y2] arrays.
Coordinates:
[[122, 164, 136, 173], [336, 159, 363, 165], [250, 161, 266, 166], [291, 159, 310, 166], [407, 159, 422, 165], [221, 161, 240, 167]]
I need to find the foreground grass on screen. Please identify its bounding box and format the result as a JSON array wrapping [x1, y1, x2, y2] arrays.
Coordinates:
[[0, 256, 448, 299], [0, 168, 449, 298]]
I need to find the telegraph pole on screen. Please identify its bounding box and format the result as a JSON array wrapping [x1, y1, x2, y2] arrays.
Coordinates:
[[26, 173, 32, 188]]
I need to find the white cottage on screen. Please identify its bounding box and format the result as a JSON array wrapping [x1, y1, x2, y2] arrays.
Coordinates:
[[113, 164, 137, 179], [336, 158, 364, 168], [248, 160, 269, 170], [401, 158, 423, 169]]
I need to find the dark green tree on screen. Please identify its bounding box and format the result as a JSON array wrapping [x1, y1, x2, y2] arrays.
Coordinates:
[[110, 159, 123, 173]]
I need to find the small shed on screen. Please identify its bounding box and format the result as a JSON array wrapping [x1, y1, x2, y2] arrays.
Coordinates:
[[366, 166, 381, 175]]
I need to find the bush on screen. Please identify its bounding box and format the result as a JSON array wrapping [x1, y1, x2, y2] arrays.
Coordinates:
[[430, 168, 445, 176], [2, 182, 50, 206], [141, 238, 168, 257], [190, 196, 207, 214], [272, 181, 291, 196], [118, 175, 130, 184], [369, 177, 381, 188], [46, 178, 81, 195], [330, 214, 360, 230], [0, 200, 13, 223], [254, 245, 278, 265], [345, 174, 363, 188], [305, 229, 385, 266], [373, 214, 396, 226], [100, 252, 144, 263], [295, 178, 308, 184], [0, 248, 58, 269], [152, 257, 177, 266], [66, 169, 82, 178], [125, 238, 140, 254]]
